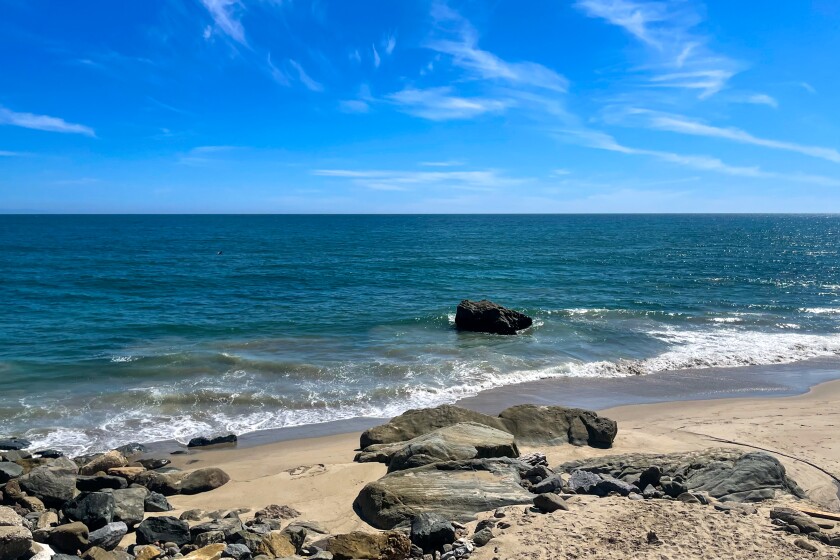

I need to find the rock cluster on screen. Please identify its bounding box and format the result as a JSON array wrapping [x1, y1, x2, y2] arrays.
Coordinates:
[[454, 300, 532, 335], [0, 443, 230, 560]]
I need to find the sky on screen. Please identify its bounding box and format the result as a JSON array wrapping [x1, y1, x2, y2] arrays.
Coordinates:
[[1, 0, 840, 213]]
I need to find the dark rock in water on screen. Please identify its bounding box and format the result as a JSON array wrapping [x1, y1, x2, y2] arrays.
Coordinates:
[[18, 467, 78, 507], [143, 492, 172, 513], [136, 458, 170, 470], [76, 476, 127, 492], [0, 439, 31, 451], [410, 513, 455, 553], [114, 443, 148, 457], [326, 531, 411, 560], [498, 405, 618, 448], [35, 449, 64, 459], [179, 468, 230, 495], [359, 405, 509, 449], [63, 492, 116, 530], [112, 488, 147, 527], [88, 522, 128, 551], [136, 516, 191, 546], [49, 522, 90, 553], [454, 300, 532, 335], [568, 470, 601, 494], [770, 507, 821, 534], [558, 449, 805, 503], [0, 463, 24, 483], [354, 458, 533, 529], [187, 435, 237, 448], [533, 494, 568, 513]]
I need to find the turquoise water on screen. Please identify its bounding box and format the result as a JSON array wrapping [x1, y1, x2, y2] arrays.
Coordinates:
[[2, 214, 840, 453]]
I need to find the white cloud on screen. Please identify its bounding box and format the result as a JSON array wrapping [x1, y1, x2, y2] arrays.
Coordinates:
[[178, 145, 239, 165], [387, 87, 508, 121], [199, 0, 246, 45], [384, 33, 397, 56], [800, 82, 817, 94], [420, 160, 464, 167], [0, 150, 24, 157], [372, 44, 381, 68], [267, 52, 290, 85], [288, 60, 323, 92], [745, 93, 778, 108], [563, 129, 840, 186], [575, 0, 738, 98], [0, 107, 95, 137], [313, 168, 527, 192]]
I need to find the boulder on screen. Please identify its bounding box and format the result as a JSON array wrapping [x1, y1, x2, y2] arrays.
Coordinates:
[[18, 468, 77, 507], [223, 544, 251, 560], [590, 476, 639, 497], [359, 405, 510, 448], [358, 423, 518, 472], [185, 544, 226, 560], [454, 300, 533, 335], [76, 476, 127, 492], [0, 526, 32, 560], [326, 532, 411, 560], [132, 472, 183, 496], [63, 493, 115, 530], [255, 532, 296, 558], [354, 458, 533, 529], [136, 517, 190, 546], [533, 494, 568, 513], [49, 522, 89, 554], [79, 453, 127, 477], [558, 449, 805, 503], [113, 443, 148, 458], [88, 522, 128, 551], [409, 513, 455, 553], [187, 435, 237, 448], [0, 464, 23, 483], [770, 507, 821, 534], [193, 531, 224, 548], [0, 439, 31, 452], [179, 468, 230, 495], [143, 492, 172, 513], [568, 470, 601, 494], [190, 519, 243, 541], [112, 487, 147, 527], [498, 405, 617, 448]]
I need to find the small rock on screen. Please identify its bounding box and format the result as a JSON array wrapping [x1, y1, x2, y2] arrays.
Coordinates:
[[88, 522, 128, 551], [646, 530, 661, 545], [185, 544, 226, 560], [492, 509, 506, 519], [770, 507, 821, 534], [677, 492, 701, 504], [222, 544, 251, 560], [132, 545, 163, 560], [49, 522, 90, 554], [533, 494, 568, 513], [794, 538, 817, 552], [628, 493, 643, 501], [144, 492, 172, 513], [410, 513, 455, 553], [136, 517, 191, 546], [81, 546, 118, 560], [253, 505, 300, 521], [107, 467, 145, 482], [194, 531, 225, 548], [180, 510, 206, 522], [187, 435, 237, 448], [79, 452, 128, 477], [568, 470, 601, 494], [472, 528, 493, 547], [137, 458, 170, 470]]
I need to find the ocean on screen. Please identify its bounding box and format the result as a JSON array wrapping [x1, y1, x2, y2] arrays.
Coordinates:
[[2, 214, 840, 454]]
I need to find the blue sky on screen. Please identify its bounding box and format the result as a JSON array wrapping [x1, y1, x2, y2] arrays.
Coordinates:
[[1, 0, 839, 213]]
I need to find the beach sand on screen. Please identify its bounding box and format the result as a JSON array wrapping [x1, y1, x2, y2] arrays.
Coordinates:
[[154, 378, 840, 558]]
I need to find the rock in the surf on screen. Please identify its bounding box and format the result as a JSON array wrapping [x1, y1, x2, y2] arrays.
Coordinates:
[[354, 458, 533, 529], [187, 435, 237, 448], [454, 300, 533, 335], [0, 439, 31, 452]]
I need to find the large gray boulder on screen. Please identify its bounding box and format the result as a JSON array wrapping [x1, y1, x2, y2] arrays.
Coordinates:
[[354, 458, 533, 529], [111, 487, 148, 527], [455, 300, 533, 335], [559, 449, 805, 503], [357, 423, 519, 472], [18, 467, 77, 507]]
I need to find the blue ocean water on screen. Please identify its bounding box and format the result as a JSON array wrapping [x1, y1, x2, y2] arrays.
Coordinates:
[[2, 214, 840, 454]]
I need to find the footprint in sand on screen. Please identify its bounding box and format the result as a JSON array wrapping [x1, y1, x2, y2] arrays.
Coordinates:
[[283, 464, 327, 478]]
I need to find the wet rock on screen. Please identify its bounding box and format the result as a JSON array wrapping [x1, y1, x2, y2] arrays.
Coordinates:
[[114, 443, 148, 458], [49, 522, 89, 554], [0, 525, 33, 560], [143, 492, 172, 513], [532, 494, 568, 513], [63, 492, 115, 530], [79, 453, 128, 477], [0, 440, 31, 452], [410, 513, 455, 553], [136, 516, 190, 546], [187, 435, 237, 448], [180, 468, 230, 495], [326, 532, 411, 560], [454, 300, 533, 335], [355, 458, 533, 529], [0, 464, 24, 483], [88, 522, 127, 551]]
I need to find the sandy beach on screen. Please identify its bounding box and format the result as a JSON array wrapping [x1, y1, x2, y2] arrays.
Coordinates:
[[143, 376, 840, 558]]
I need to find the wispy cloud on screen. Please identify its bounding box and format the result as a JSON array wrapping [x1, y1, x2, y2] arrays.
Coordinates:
[[420, 160, 464, 167], [0, 107, 95, 137], [178, 145, 240, 165], [744, 93, 778, 108], [563, 129, 840, 185], [799, 82, 817, 94], [429, 2, 568, 92], [575, 0, 737, 98], [372, 44, 381, 68], [387, 87, 508, 121], [384, 32, 397, 56], [288, 60, 324, 92], [0, 150, 25, 157], [313, 168, 527, 191], [200, 0, 246, 45]]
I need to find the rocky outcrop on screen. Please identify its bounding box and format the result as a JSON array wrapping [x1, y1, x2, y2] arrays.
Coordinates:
[[359, 404, 618, 451], [356, 423, 519, 472], [454, 300, 533, 335], [559, 448, 805, 503], [354, 458, 533, 529]]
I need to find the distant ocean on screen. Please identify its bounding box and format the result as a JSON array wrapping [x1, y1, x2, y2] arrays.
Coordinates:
[[2, 214, 840, 454]]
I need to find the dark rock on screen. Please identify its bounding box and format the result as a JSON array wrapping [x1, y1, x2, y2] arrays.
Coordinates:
[[454, 300, 533, 335], [677, 492, 701, 504], [661, 478, 686, 499], [194, 531, 225, 548], [88, 522, 128, 551], [111, 487, 147, 527], [143, 492, 172, 513], [530, 474, 564, 494], [638, 466, 661, 489], [519, 452, 548, 467], [189, 519, 244, 541], [49, 522, 90, 553], [0, 463, 23, 483], [642, 485, 663, 499], [567, 470, 601, 494], [136, 459, 170, 471], [769, 507, 821, 534], [499, 405, 617, 448], [63, 492, 115, 530], [114, 443, 148, 458], [223, 544, 251, 560], [0, 440, 30, 452], [132, 472, 182, 496], [136, 517, 190, 546], [253, 505, 300, 521], [590, 476, 638, 497], [187, 435, 237, 448], [354, 458, 533, 529], [179, 468, 230, 495], [532, 494, 568, 513], [76, 476, 127, 492], [410, 513, 455, 553], [18, 468, 77, 507], [472, 527, 493, 547], [180, 509, 205, 521], [34, 450, 64, 459]]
